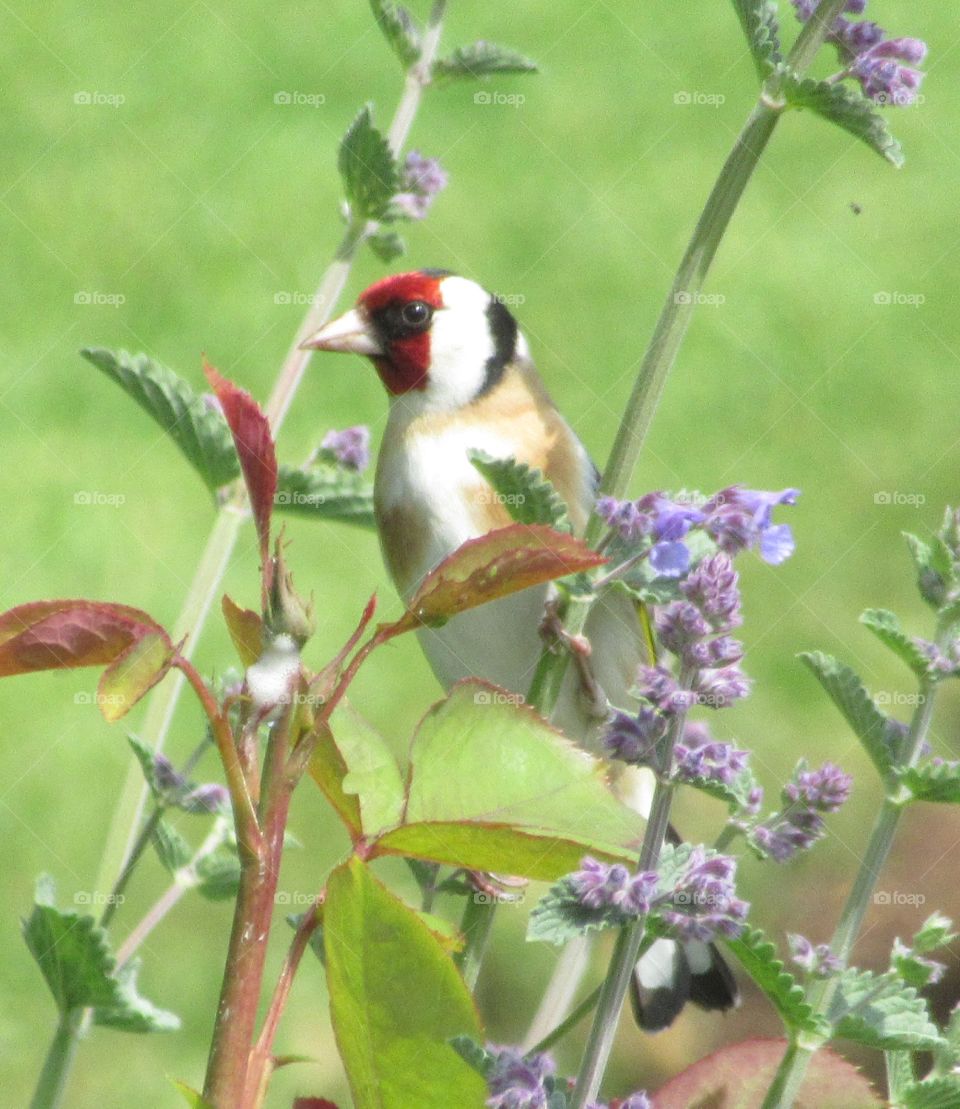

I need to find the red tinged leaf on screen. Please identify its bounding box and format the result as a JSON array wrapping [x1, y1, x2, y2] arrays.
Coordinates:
[[653, 1038, 882, 1108], [393, 524, 606, 632], [292, 1100, 339, 1109], [0, 600, 169, 677], [203, 361, 278, 593]]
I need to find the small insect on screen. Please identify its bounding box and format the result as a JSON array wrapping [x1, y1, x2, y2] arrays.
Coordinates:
[[850, 202, 863, 215]]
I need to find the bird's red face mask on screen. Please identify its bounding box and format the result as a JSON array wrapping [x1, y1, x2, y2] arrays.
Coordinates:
[[301, 270, 447, 395]]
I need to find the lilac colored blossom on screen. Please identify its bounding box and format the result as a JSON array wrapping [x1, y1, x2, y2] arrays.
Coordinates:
[[696, 665, 751, 709], [675, 739, 750, 787], [788, 933, 843, 978], [784, 762, 853, 813], [680, 553, 742, 631], [596, 496, 651, 542], [153, 752, 186, 794], [790, 0, 927, 106], [635, 665, 681, 712], [752, 809, 825, 861], [636, 492, 705, 541], [705, 487, 799, 564], [655, 601, 711, 655], [570, 857, 657, 915], [321, 425, 370, 471], [707, 635, 745, 666], [892, 938, 946, 987], [392, 150, 448, 220], [618, 1096, 653, 1109], [486, 1045, 554, 1109], [649, 539, 691, 578], [603, 707, 666, 765], [663, 848, 749, 941]]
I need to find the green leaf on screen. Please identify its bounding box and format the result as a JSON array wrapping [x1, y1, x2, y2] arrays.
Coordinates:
[[899, 1077, 960, 1109], [449, 1036, 496, 1078], [799, 652, 896, 780], [195, 848, 241, 901], [338, 106, 400, 222], [98, 631, 174, 721], [861, 609, 936, 680], [680, 764, 760, 815], [729, 0, 782, 77], [724, 927, 825, 1037], [327, 700, 405, 837], [152, 817, 192, 872], [275, 462, 376, 529], [433, 41, 538, 83], [896, 760, 960, 805], [369, 228, 406, 262], [128, 733, 163, 800], [369, 0, 421, 67], [171, 1080, 215, 1109], [23, 875, 179, 1032], [372, 680, 640, 880], [81, 348, 239, 491], [933, 1002, 960, 1077], [913, 912, 957, 955], [782, 77, 904, 168], [325, 857, 486, 1109], [831, 968, 944, 1050], [468, 450, 571, 531], [903, 532, 954, 610]]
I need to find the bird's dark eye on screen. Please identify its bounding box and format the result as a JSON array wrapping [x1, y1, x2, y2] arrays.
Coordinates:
[[400, 300, 432, 329]]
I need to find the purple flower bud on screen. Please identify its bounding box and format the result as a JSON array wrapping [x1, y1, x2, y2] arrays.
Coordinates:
[[486, 1045, 554, 1109], [619, 1095, 653, 1109], [680, 553, 742, 631], [570, 857, 658, 914], [392, 151, 448, 220], [596, 496, 653, 541], [663, 848, 748, 942], [655, 601, 711, 654], [321, 425, 370, 471], [784, 762, 852, 813], [696, 665, 751, 708], [649, 540, 690, 578], [602, 708, 667, 766], [153, 753, 187, 794], [708, 635, 745, 666], [760, 523, 796, 565], [181, 782, 230, 814], [675, 740, 750, 787], [788, 933, 843, 978], [638, 494, 705, 541], [635, 665, 681, 712], [871, 37, 928, 64]]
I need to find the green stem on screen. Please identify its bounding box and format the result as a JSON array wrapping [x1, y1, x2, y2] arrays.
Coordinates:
[[456, 893, 499, 991], [530, 984, 602, 1054], [569, 682, 690, 1109], [760, 674, 940, 1109], [30, 1011, 83, 1109]]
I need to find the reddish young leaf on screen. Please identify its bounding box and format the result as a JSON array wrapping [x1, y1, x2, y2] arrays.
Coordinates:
[[221, 594, 263, 668], [0, 600, 170, 679], [203, 361, 278, 589], [392, 524, 606, 633], [654, 1038, 882, 1108], [292, 1099, 338, 1109], [98, 631, 174, 722]]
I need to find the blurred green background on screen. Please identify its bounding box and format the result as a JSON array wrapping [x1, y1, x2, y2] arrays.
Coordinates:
[[3, 0, 959, 1104]]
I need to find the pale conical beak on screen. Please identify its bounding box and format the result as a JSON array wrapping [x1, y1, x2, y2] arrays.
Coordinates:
[[299, 308, 384, 356]]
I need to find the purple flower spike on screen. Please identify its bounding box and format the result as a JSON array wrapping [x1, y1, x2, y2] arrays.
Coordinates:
[[635, 665, 682, 712], [570, 857, 658, 914], [603, 707, 666, 765], [392, 151, 448, 220], [788, 933, 843, 978], [681, 553, 742, 631], [675, 739, 750, 787], [784, 762, 853, 813], [321, 425, 370, 470], [596, 495, 653, 542]]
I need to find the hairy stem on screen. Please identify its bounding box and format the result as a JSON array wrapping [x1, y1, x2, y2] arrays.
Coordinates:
[[29, 1010, 83, 1109]]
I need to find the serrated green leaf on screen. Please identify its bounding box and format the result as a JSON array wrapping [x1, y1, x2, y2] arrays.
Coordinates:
[[861, 609, 936, 680], [782, 77, 904, 167], [729, 0, 782, 77], [81, 348, 239, 492], [338, 106, 399, 222], [325, 857, 486, 1109], [369, 0, 421, 67], [433, 41, 538, 83], [897, 760, 960, 805], [903, 532, 954, 610], [900, 1077, 960, 1109], [933, 1003, 960, 1077], [275, 463, 375, 529], [368, 228, 406, 262], [725, 927, 825, 1037], [128, 733, 162, 800], [468, 449, 571, 531], [831, 968, 944, 1050], [23, 875, 179, 1032], [195, 848, 241, 900], [799, 652, 896, 780], [913, 912, 957, 955], [680, 765, 760, 815], [152, 817, 192, 872]]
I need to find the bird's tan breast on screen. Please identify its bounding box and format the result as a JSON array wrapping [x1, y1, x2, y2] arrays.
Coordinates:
[[374, 363, 593, 597]]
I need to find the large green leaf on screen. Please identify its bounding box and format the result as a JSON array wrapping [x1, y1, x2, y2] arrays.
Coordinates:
[[338, 106, 399, 222], [23, 875, 179, 1033], [861, 608, 937, 680], [82, 348, 239, 491], [782, 77, 904, 168], [275, 463, 376, 529], [327, 700, 405, 837], [372, 680, 640, 880], [324, 857, 486, 1109], [799, 652, 897, 780]]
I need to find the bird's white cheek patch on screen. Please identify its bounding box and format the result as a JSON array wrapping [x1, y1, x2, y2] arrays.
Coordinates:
[[424, 276, 497, 411]]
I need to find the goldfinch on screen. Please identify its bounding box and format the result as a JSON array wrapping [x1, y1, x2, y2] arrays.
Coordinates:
[[302, 269, 737, 1032]]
